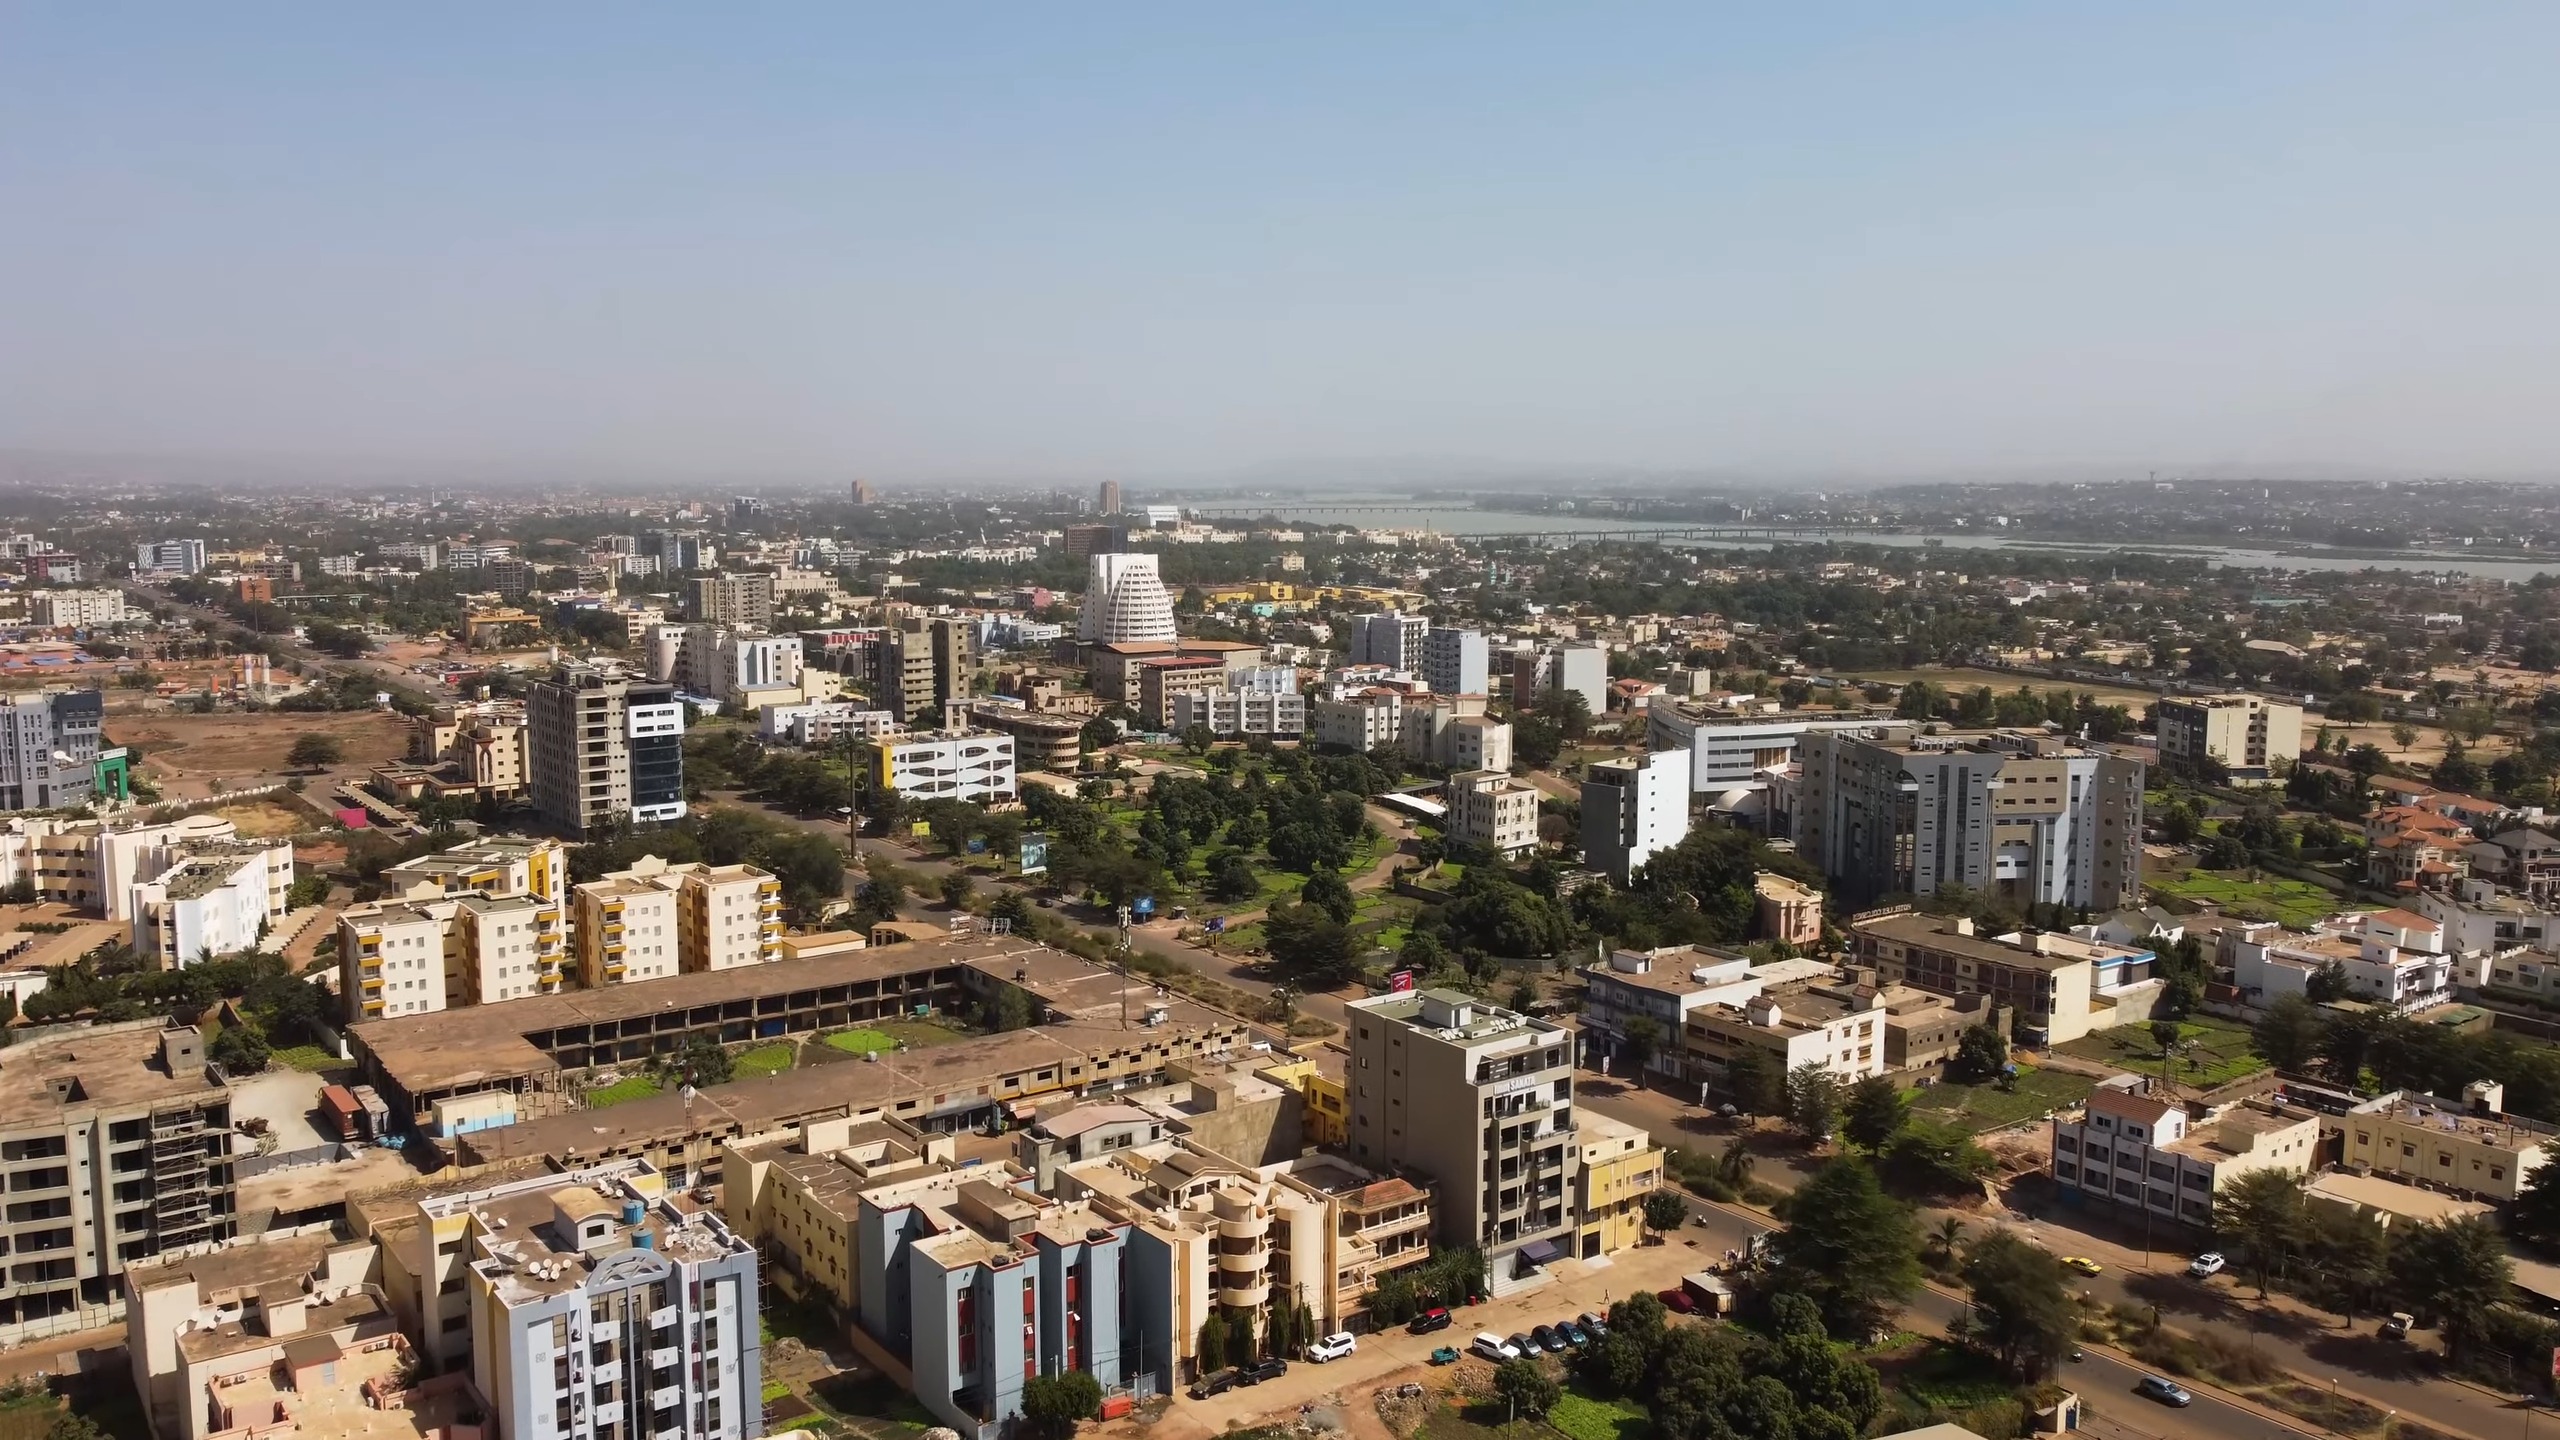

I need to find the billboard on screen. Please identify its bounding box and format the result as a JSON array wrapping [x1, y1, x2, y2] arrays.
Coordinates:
[[1020, 833, 1050, 875], [1388, 970, 1416, 992]]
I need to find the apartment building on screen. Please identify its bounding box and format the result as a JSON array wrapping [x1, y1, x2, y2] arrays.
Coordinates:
[[335, 839, 568, 1023], [878, 730, 1018, 803], [1400, 696, 1511, 771], [683, 571, 777, 629], [2333, 1083, 2549, 1202], [134, 540, 208, 575], [1139, 656, 1229, 732], [0, 688, 103, 813], [0, 1026, 237, 1343], [0, 812, 250, 921], [1312, 689, 1404, 754], [1166, 688, 1307, 739], [527, 661, 687, 834], [1795, 726, 2145, 912], [572, 859, 781, 987], [1579, 946, 1758, 1082], [2233, 910, 2455, 1013], [1447, 770, 1541, 858], [762, 702, 903, 749], [1853, 909, 2157, 1046], [1421, 627, 1489, 698], [2049, 1080, 2320, 1228], [1345, 989, 1579, 1285], [1349, 613, 1430, 672], [1513, 643, 1606, 717], [572, 874, 682, 988], [1682, 978, 1887, 1092], [1574, 1112, 1665, 1260], [128, 840, 295, 968], [1644, 704, 1882, 816], [31, 589, 127, 629], [125, 1230, 397, 1440], [2155, 692, 2303, 782], [414, 1158, 762, 1440], [1581, 749, 1692, 885]]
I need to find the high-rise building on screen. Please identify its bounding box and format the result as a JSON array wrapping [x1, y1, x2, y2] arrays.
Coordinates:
[[1350, 612, 1430, 671], [2155, 692, 2303, 783], [1098, 479, 1123, 515], [1422, 627, 1488, 696], [133, 539, 207, 575], [871, 614, 971, 723], [412, 1158, 762, 1440], [1077, 553, 1177, 644], [0, 688, 102, 812], [1795, 725, 2144, 912], [1345, 988, 1580, 1287], [683, 571, 776, 629], [527, 662, 687, 835], [0, 1027, 237, 1344], [1581, 749, 1692, 884], [1513, 643, 1607, 718], [335, 837, 570, 1022], [1061, 523, 1126, 559]]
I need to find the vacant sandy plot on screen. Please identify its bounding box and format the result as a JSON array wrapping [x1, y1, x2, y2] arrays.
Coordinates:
[[114, 708, 410, 782], [2311, 719, 2513, 768], [1841, 667, 2161, 708], [208, 797, 323, 838]]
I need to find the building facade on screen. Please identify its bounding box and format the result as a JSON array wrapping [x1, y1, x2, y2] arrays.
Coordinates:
[[527, 662, 687, 835], [1421, 628, 1489, 698], [2049, 1082, 2320, 1229], [1078, 553, 1178, 644], [1448, 770, 1540, 858], [0, 689, 103, 813], [1581, 749, 1691, 885], [878, 731, 1018, 803], [2155, 692, 2303, 783]]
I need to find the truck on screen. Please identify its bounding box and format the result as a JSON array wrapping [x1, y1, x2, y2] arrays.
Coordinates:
[[317, 1085, 364, 1143]]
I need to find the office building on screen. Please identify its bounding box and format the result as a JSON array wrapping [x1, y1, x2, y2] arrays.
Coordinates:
[[850, 478, 875, 505], [0, 1027, 236, 1343], [1852, 910, 2158, 1047], [0, 812, 255, 921], [133, 540, 208, 575], [684, 572, 777, 629], [964, 705, 1085, 771], [1349, 613, 1429, 672], [394, 699, 531, 801], [1401, 696, 1511, 771], [2330, 1082, 2549, 1203], [128, 841, 295, 968], [1422, 627, 1489, 698], [31, 589, 128, 629], [1139, 656, 1228, 732], [1077, 553, 1178, 644], [1345, 989, 1579, 1286], [1643, 705, 1880, 815], [1580, 749, 1691, 885], [1166, 689, 1306, 739], [2155, 693, 2304, 783], [870, 615, 970, 725], [527, 662, 686, 835], [645, 531, 717, 575], [1098, 480, 1123, 515], [2050, 1079, 2320, 1228], [1061, 524, 1126, 560], [1795, 725, 2144, 912], [1755, 872, 1825, 949], [336, 838, 569, 1023], [878, 730, 1018, 803], [761, 702, 902, 748], [0, 688, 103, 813], [1681, 975, 1888, 1091], [413, 1158, 762, 1440], [1513, 643, 1606, 718], [649, 625, 806, 705], [1448, 770, 1541, 858]]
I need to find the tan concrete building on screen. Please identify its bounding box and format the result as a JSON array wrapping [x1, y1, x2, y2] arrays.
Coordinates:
[[684, 570, 777, 628], [574, 855, 781, 986], [2155, 692, 2303, 783], [1574, 1111, 1665, 1260], [1681, 977, 1887, 1091], [1853, 909, 2160, 1046], [1447, 769, 1541, 858], [2335, 1084, 2549, 1202], [1754, 871, 1824, 949], [125, 1231, 398, 1440]]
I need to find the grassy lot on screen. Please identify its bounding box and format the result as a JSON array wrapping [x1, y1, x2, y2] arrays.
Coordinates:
[[1907, 1066, 2095, 1133], [1550, 1387, 1652, 1440], [824, 1028, 898, 1056], [2148, 868, 2343, 928], [2059, 1015, 2266, 1088], [587, 1075, 663, 1108], [824, 1018, 972, 1055], [272, 1044, 343, 1073], [1416, 1402, 1555, 1440], [737, 1043, 796, 1078]]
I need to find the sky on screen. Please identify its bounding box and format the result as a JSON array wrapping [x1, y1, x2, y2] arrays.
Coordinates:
[[4, 5, 2558, 488]]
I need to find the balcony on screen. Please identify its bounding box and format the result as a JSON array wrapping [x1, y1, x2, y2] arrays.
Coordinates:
[[1218, 1280, 1270, 1308], [1217, 1249, 1266, 1275]]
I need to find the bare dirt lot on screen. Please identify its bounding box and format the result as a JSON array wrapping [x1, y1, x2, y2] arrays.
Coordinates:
[[114, 709, 410, 785], [204, 797, 324, 838]]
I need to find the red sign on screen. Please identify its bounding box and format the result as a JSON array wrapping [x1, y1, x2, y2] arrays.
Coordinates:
[[1388, 970, 1416, 992]]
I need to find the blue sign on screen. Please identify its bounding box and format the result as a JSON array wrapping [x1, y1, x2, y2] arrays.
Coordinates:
[[1132, 895, 1155, 920], [1206, 916, 1226, 934]]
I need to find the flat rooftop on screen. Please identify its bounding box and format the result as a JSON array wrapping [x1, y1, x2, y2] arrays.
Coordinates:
[[2306, 1169, 2495, 1224], [0, 1025, 220, 1125], [1859, 912, 2143, 973]]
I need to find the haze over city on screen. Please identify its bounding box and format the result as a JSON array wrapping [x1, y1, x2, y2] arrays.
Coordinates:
[[6, 6, 2560, 486]]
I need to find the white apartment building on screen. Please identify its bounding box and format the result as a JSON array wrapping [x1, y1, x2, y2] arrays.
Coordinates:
[[1312, 690, 1404, 753], [335, 839, 569, 1023], [1646, 704, 1879, 811], [1078, 553, 1178, 644], [1579, 946, 1763, 1080], [1400, 696, 1513, 772], [133, 539, 207, 575], [2233, 909, 2455, 1013], [1350, 613, 1430, 671], [2155, 692, 2303, 783], [1682, 981, 1888, 1090], [0, 812, 248, 921], [1167, 689, 1307, 738], [2050, 1080, 2320, 1228], [647, 624, 805, 703], [128, 841, 295, 968], [31, 589, 128, 628], [574, 855, 778, 985], [1448, 770, 1541, 858], [1513, 643, 1607, 717], [1581, 749, 1692, 885], [1422, 628, 1490, 697], [877, 730, 1018, 803], [758, 702, 902, 747]]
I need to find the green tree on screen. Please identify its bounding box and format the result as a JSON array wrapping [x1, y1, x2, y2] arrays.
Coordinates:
[[939, 872, 975, 910], [1785, 1063, 1842, 1139], [1621, 1015, 1663, 1074], [2512, 1157, 2560, 1256], [1642, 1189, 1689, 1239], [1206, 851, 1260, 902], [2149, 1018, 2182, 1054], [1195, 1314, 1227, 1373], [2389, 1216, 2514, 1365], [1842, 1075, 1908, 1151], [1018, 1372, 1102, 1440], [1262, 903, 1363, 987], [209, 1025, 270, 1075], [287, 733, 345, 769], [1226, 1307, 1254, 1366], [670, 1035, 733, 1087], [2251, 994, 2327, 1075], [1880, 1120, 1997, 1197], [2214, 1168, 2308, 1298], [1492, 1358, 1560, 1419], [1950, 1023, 2008, 1083], [1299, 868, 1357, 925], [1930, 1215, 1966, 1260], [1960, 1230, 2076, 1380], [1180, 723, 1217, 756], [1722, 1048, 1784, 1114], [1766, 1156, 1921, 1337]]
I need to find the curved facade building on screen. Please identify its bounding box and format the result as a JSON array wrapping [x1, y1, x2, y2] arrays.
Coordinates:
[[1078, 553, 1178, 644]]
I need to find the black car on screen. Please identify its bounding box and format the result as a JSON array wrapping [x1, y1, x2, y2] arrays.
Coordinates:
[[1409, 1307, 1454, 1335], [1557, 1321, 1589, 1348], [1242, 1359, 1289, 1384], [1189, 1369, 1241, 1400], [1531, 1325, 1561, 1354]]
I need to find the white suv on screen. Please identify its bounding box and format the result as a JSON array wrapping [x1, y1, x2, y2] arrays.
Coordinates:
[[1309, 1333, 1358, 1363], [2188, 1252, 2226, 1278]]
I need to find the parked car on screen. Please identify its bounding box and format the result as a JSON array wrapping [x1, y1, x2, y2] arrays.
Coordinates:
[[1309, 1333, 1358, 1363], [1531, 1325, 1561, 1353], [1242, 1359, 1288, 1384], [1189, 1369, 1241, 1400], [2188, 1252, 2226, 1278], [1659, 1287, 1698, 1314], [1473, 1332, 1521, 1362], [1429, 1347, 1461, 1366], [2137, 1377, 2193, 1408], [1508, 1332, 1537, 1358], [2383, 1312, 2415, 1340], [1409, 1307, 1453, 1335], [1558, 1321, 1589, 1348], [1579, 1311, 1609, 1338], [2062, 1256, 2104, 1276]]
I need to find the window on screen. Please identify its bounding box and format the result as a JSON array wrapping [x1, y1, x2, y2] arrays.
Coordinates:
[[2056, 1162, 2078, 1180]]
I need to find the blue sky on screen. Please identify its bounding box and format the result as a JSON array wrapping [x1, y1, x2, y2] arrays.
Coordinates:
[[3, 5, 2556, 485]]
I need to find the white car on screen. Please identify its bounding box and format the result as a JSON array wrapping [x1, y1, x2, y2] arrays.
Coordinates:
[[2187, 1252, 2226, 1278], [1472, 1332, 1521, 1362], [1309, 1332, 1358, 1363]]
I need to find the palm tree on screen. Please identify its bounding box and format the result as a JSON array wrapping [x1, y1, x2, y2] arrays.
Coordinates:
[[1932, 1215, 1967, 1259], [1717, 1135, 1756, 1187]]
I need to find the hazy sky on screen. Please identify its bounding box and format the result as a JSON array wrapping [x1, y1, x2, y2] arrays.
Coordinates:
[[5, 5, 2558, 486]]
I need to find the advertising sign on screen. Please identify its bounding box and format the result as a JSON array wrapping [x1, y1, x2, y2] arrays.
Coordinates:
[[1388, 969, 1416, 992], [1019, 833, 1050, 875]]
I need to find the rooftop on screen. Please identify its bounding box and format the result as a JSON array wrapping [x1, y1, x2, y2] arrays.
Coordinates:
[[0, 1025, 221, 1125]]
